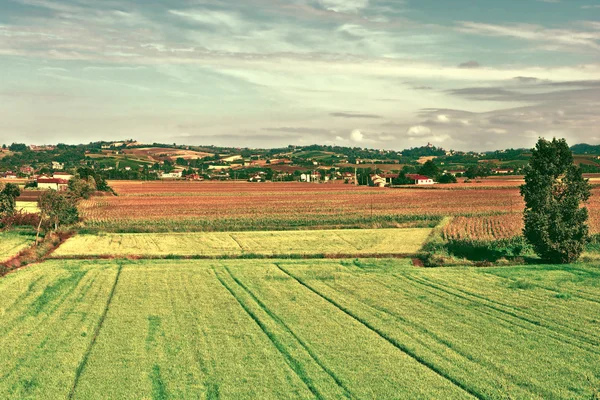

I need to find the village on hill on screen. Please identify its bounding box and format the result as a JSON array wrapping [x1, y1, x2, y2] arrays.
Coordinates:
[[4, 139, 598, 191]]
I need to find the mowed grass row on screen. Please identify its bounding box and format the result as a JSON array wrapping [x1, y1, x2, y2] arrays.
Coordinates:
[[0, 231, 35, 262], [0, 261, 118, 399], [276, 260, 600, 399], [51, 228, 433, 258], [1, 259, 599, 399]]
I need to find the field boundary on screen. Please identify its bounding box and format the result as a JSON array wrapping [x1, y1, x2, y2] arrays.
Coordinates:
[[49, 253, 416, 261]]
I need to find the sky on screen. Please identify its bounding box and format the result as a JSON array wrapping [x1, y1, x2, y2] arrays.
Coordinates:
[[0, 0, 599, 151]]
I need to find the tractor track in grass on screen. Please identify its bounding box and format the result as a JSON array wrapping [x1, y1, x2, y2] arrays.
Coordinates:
[[399, 273, 600, 355], [320, 265, 518, 385], [275, 263, 484, 400], [414, 274, 600, 345], [222, 266, 354, 399], [480, 270, 600, 306], [213, 270, 327, 400], [68, 263, 123, 400]]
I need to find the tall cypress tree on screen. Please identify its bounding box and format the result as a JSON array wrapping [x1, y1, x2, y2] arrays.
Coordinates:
[[520, 138, 591, 263]]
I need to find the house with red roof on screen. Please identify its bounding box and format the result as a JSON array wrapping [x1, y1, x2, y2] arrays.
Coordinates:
[[406, 174, 435, 185]]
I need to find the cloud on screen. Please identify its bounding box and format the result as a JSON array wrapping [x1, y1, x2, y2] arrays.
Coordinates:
[[406, 125, 431, 136], [447, 87, 521, 101], [330, 112, 383, 119], [513, 76, 543, 84], [458, 60, 480, 69], [487, 128, 508, 134], [262, 127, 333, 134], [457, 21, 600, 51], [350, 129, 364, 142], [316, 0, 369, 14]]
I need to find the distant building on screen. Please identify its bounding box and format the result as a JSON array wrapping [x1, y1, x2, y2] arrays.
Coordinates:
[[51, 161, 64, 170], [37, 177, 68, 191], [342, 172, 356, 184], [444, 169, 466, 176], [159, 171, 183, 179], [20, 166, 34, 175], [491, 168, 514, 174], [370, 173, 398, 187], [406, 174, 435, 185], [53, 172, 74, 181]]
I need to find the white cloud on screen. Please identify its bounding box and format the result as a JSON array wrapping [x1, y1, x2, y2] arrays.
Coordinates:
[[457, 21, 600, 51], [350, 129, 364, 142], [169, 10, 242, 30], [406, 125, 431, 136], [317, 0, 369, 14]]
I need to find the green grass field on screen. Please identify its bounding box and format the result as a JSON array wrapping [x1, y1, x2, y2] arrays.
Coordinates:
[[0, 231, 34, 262], [51, 228, 433, 258], [15, 201, 40, 214], [0, 258, 598, 399]]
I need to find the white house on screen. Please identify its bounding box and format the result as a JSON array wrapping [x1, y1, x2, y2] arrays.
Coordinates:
[[406, 174, 435, 185], [51, 161, 64, 170], [52, 172, 73, 181], [160, 171, 183, 179], [37, 177, 68, 191]]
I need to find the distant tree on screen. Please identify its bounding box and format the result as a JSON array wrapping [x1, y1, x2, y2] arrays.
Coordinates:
[[392, 171, 411, 185], [521, 138, 591, 263], [77, 167, 111, 192], [418, 160, 440, 178], [9, 143, 27, 152], [465, 165, 490, 179], [438, 173, 457, 184]]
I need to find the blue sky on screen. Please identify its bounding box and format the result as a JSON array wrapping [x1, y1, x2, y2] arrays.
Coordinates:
[[0, 0, 599, 150]]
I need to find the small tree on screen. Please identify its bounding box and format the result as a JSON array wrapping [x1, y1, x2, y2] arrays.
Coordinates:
[[438, 173, 457, 184], [68, 176, 95, 200], [0, 183, 20, 219], [38, 191, 79, 238], [520, 138, 591, 263], [418, 160, 439, 178]]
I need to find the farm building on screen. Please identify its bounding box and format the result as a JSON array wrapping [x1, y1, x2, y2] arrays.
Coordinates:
[[159, 171, 183, 179], [53, 172, 74, 180], [37, 177, 68, 191], [370, 173, 398, 187], [444, 169, 466, 176], [342, 172, 356, 183], [491, 168, 514, 174], [406, 174, 434, 185], [20, 166, 34, 175], [51, 161, 64, 170]]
